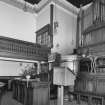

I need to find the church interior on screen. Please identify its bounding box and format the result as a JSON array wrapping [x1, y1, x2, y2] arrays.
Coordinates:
[[0, 0, 105, 105]]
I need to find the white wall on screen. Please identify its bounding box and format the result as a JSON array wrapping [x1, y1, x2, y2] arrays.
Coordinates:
[[36, 4, 50, 30], [0, 60, 34, 76], [52, 5, 77, 55], [0, 60, 20, 76], [36, 3, 77, 55], [0, 1, 36, 76], [0, 1, 36, 42]]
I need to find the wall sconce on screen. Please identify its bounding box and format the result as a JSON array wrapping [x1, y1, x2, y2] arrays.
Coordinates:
[[82, 54, 86, 58], [56, 43, 60, 48], [54, 21, 59, 34], [81, 48, 89, 58]]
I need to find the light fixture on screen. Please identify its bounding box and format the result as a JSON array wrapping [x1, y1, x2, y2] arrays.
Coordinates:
[[82, 54, 86, 58], [54, 21, 59, 34], [53, 0, 59, 34], [82, 48, 89, 58]]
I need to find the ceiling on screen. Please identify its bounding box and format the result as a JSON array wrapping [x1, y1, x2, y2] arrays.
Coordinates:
[[67, 0, 93, 8], [25, 0, 41, 5], [25, 0, 93, 8]]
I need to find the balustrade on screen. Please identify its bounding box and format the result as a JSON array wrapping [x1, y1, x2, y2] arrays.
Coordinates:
[[0, 36, 50, 61]]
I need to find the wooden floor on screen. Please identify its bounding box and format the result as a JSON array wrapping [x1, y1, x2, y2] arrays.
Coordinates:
[[0, 91, 87, 105], [1, 91, 22, 105]]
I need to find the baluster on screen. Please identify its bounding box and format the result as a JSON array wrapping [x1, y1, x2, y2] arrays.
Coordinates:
[[19, 46, 21, 53], [27, 47, 29, 56], [104, 3, 105, 21], [12, 43, 14, 51], [33, 50, 35, 55], [21, 46, 23, 53], [23, 47, 25, 54], [10, 43, 12, 51], [30, 48, 32, 55], [15, 44, 17, 52], [13, 44, 15, 52], [8, 43, 10, 51], [20, 46, 22, 53], [17, 44, 19, 53], [26, 47, 28, 55], [32, 48, 34, 55], [32, 49, 34, 55]]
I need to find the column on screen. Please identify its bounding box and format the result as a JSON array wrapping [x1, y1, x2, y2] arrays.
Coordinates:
[[57, 85, 64, 105], [37, 62, 41, 74], [37, 62, 41, 81]]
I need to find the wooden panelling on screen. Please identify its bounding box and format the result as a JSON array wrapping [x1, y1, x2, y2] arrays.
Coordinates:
[[96, 79, 105, 94], [82, 0, 105, 31], [83, 26, 105, 46], [78, 43, 105, 57], [76, 0, 105, 102], [75, 72, 105, 95], [83, 3, 93, 31], [0, 36, 50, 61], [36, 24, 53, 48], [79, 0, 105, 47]]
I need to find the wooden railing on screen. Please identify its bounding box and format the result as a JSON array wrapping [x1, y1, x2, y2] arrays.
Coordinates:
[[0, 36, 50, 61]]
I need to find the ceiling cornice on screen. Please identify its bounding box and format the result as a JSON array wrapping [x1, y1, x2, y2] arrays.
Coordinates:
[[0, 0, 34, 13], [33, 0, 51, 13], [0, 0, 79, 15], [53, 0, 79, 15], [35, 0, 79, 15]]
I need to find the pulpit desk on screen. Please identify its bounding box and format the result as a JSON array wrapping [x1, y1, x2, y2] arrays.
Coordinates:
[[12, 79, 50, 105], [0, 82, 5, 105]]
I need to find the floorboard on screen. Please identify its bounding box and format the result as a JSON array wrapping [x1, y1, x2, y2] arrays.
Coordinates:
[[0, 91, 87, 105]]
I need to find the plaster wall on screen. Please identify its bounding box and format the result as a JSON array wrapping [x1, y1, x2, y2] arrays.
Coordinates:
[[36, 3, 77, 55], [0, 1, 36, 42]]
